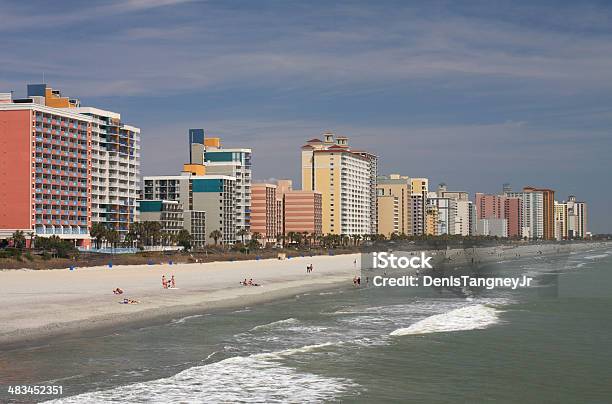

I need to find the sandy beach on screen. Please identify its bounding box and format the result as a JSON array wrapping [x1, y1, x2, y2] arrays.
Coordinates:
[[0, 253, 361, 348], [1, 241, 608, 348]]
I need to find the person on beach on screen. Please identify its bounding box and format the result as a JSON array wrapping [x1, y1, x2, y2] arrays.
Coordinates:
[[170, 275, 176, 288], [162, 275, 167, 289], [113, 288, 124, 295]]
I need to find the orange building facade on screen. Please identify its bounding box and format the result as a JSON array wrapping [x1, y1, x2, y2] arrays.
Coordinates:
[[251, 183, 281, 244], [524, 187, 555, 240], [0, 103, 92, 247]]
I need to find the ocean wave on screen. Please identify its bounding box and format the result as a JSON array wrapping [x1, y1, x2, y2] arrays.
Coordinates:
[[390, 304, 500, 336], [170, 314, 205, 324], [584, 254, 609, 260], [46, 343, 354, 404], [250, 318, 299, 331]]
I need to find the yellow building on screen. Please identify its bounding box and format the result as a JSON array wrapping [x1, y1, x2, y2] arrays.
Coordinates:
[[554, 201, 568, 240], [411, 178, 429, 196], [425, 206, 439, 236], [301, 133, 377, 235], [376, 174, 412, 237]]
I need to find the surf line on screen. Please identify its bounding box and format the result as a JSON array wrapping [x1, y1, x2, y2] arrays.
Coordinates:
[[372, 275, 533, 290]]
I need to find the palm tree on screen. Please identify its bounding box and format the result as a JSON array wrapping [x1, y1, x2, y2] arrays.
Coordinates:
[[11, 230, 26, 249], [90, 223, 107, 249], [143, 221, 162, 246], [276, 233, 285, 248], [105, 229, 120, 251], [177, 229, 192, 250], [237, 228, 249, 244], [210, 229, 223, 246]]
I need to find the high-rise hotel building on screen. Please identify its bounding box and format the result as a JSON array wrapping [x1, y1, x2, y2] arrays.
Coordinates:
[[72, 107, 140, 238], [189, 134, 252, 235], [0, 89, 91, 246], [0, 84, 140, 246], [301, 133, 377, 235], [376, 174, 412, 237]]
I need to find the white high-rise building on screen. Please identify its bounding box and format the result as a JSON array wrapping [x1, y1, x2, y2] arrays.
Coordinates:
[[70, 108, 141, 239], [566, 195, 587, 239], [427, 192, 456, 235], [188, 136, 251, 236], [506, 191, 544, 239]]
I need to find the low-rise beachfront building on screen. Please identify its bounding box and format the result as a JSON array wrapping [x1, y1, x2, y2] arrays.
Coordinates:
[[143, 173, 236, 245]]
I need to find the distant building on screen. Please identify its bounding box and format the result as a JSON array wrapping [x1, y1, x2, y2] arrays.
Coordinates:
[[566, 195, 587, 239], [505, 190, 544, 239], [436, 184, 470, 236], [476, 218, 508, 238], [425, 205, 439, 236], [377, 174, 412, 237], [278, 180, 322, 238], [523, 187, 555, 240], [410, 178, 429, 236], [301, 133, 376, 235], [554, 200, 568, 240], [427, 192, 455, 235], [475, 193, 522, 238], [251, 183, 280, 244]]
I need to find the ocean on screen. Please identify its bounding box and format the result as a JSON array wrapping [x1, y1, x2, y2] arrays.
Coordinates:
[[1, 246, 612, 403]]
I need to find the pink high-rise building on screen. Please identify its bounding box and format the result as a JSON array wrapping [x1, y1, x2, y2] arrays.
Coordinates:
[[504, 197, 522, 238], [475, 193, 504, 219], [475, 193, 522, 238], [251, 183, 280, 244]]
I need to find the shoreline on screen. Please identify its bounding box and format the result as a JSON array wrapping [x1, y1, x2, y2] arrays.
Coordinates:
[[0, 254, 360, 349], [2, 241, 609, 350]]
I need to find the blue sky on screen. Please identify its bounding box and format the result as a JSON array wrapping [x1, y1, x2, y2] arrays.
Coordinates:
[[2, 0, 611, 232]]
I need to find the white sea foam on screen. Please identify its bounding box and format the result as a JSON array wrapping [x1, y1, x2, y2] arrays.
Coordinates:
[[250, 318, 299, 331], [45, 343, 355, 404], [170, 314, 205, 324], [389, 304, 500, 336], [584, 254, 609, 260]]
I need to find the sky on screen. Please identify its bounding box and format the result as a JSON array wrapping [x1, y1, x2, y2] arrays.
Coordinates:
[[1, 0, 611, 232]]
